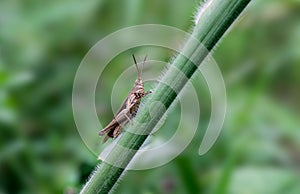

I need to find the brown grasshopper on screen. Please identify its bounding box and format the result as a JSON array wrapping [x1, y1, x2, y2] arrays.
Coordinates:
[[99, 54, 151, 142]]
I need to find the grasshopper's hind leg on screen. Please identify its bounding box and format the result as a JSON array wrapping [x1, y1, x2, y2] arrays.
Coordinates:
[[113, 125, 124, 138]]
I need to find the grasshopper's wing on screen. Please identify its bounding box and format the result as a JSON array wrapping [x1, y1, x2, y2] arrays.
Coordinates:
[[115, 82, 142, 114], [99, 94, 129, 135]]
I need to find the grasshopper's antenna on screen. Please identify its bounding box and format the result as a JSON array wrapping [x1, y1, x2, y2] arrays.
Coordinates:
[[132, 54, 141, 79]]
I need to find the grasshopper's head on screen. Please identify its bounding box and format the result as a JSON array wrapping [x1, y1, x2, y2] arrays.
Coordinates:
[[132, 54, 150, 97]]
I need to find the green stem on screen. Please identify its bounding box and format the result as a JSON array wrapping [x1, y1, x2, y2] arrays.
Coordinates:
[[80, 0, 252, 193]]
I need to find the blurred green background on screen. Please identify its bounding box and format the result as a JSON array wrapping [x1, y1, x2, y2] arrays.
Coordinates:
[[1, 0, 300, 193]]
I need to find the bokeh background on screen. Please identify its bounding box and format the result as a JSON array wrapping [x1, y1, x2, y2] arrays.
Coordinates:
[[1, 0, 300, 193]]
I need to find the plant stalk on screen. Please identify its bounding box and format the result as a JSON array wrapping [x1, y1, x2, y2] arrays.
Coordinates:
[[80, 0, 252, 193]]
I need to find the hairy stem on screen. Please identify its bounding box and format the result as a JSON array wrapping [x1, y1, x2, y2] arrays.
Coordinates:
[[80, 0, 252, 193]]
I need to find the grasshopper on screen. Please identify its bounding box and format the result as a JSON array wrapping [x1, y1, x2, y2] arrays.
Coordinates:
[[99, 54, 151, 142]]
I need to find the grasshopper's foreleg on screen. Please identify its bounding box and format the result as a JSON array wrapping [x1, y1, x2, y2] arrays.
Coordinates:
[[144, 90, 152, 96]]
